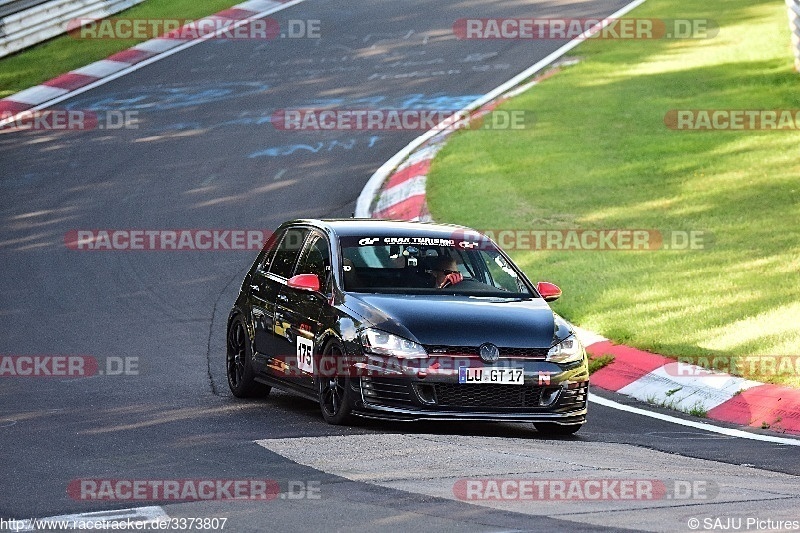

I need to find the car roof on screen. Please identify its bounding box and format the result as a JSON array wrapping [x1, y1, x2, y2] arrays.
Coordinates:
[[287, 219, 481, 239]]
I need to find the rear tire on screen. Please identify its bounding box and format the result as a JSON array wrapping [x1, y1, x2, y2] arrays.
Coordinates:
[[226, 316, 271, 398], [318, 341, 354, 425], [534, 423, 582, 435]]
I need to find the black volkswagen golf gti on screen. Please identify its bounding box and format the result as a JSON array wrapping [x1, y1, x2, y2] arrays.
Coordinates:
[[226, 219, 589, 434]]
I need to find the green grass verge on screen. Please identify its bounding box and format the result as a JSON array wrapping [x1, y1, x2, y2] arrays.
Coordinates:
[[588, 354, 615, 375], [428, 0, 800, 387], [0, 0, 244, 98]]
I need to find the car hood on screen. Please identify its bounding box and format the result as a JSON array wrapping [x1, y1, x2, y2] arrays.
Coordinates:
[[343, 293, 558, 348]]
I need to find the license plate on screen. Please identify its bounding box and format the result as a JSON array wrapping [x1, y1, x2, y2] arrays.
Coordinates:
[[458, 367, 524, 385]]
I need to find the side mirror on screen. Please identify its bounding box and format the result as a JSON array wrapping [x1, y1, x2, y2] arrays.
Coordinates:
[[287, 273, 320, 292], [537, 281, 562, 302]]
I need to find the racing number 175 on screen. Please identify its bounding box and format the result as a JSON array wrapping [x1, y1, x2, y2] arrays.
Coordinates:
[[297, 337, 314, 373]]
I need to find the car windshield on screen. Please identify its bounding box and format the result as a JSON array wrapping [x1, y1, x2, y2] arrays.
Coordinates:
[[339, 235, 532, 296]]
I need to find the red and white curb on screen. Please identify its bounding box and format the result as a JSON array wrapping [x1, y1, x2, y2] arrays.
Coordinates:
[[370, 141, 439, 221], [0, 0, 303, 125], [584, 333, 800, 435], [354, 0, 800, 437]]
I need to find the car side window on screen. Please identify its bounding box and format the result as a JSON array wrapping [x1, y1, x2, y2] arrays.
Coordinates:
[[268, 228, 309, 279], [257, 229, 284, 273], [296, 234, 331, 291]]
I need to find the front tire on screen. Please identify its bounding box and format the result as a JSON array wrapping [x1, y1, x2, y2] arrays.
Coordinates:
[[317, 341, 354, 425], [226, 316, 271, 398], [534, 423, 582, 435]]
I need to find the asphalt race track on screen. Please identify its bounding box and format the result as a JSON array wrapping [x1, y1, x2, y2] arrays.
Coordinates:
[[1, 1, 799, 531]]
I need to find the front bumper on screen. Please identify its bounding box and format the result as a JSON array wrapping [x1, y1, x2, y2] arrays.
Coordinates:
[[353, 403, 587, 424], [349, 354, 589, 423]]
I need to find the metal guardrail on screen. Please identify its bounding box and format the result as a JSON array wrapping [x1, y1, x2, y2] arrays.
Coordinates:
[[0, 0, 51, 19], [789, 0, 800, 71], [0, 0, 146, 58]]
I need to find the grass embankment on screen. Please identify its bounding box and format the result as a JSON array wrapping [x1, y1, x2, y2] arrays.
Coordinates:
[[0, 0, 243, 98], [428, 0, 800, 386]]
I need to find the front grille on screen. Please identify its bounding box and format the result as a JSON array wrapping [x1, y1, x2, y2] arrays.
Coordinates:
[[360, 377, 413, 407], [361, 376, 588, 413], [500, 347, 548, 358], [433, 383, 548, 408], [424, 345, 548, 359]]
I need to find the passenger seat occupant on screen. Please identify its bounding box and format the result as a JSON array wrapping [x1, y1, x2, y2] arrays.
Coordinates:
[[431, 257, 463, 288]]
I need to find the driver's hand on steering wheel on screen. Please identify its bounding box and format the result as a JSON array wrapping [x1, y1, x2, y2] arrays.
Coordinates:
[[438, 271, 463, 288], [431, 256, 463, 288]]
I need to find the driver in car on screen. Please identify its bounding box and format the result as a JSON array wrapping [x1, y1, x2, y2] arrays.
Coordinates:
[[430, 256, 463, 288]]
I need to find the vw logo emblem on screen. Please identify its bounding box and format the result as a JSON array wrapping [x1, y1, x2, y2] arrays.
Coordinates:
[[479, 343, 500, 364]]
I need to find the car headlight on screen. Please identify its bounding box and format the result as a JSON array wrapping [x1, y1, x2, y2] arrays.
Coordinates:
[[359, 329, 428, 359], [547, 335, 585, 364]]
